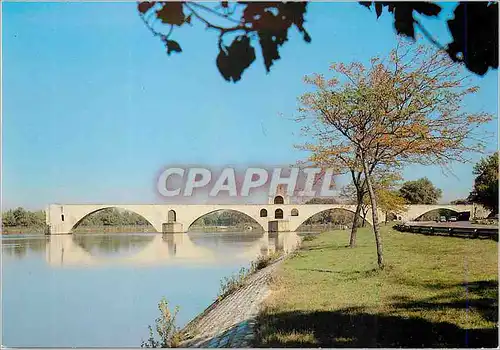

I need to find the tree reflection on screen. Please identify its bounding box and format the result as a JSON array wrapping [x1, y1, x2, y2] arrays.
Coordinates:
[[72, 234, 155, 255], [2, 237, 47, 258]]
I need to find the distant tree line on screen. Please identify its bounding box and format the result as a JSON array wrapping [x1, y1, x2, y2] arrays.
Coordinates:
[[1, 207, 154, 229], [191, 210, 259, 228], [2, 208, 45, 227], [302, 209, 365, 228]]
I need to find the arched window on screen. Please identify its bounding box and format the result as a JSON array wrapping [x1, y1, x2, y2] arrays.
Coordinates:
[[275, 208, 284, 219], [291, 208, 299, 216], [274, 196, 284, 204], [260, 209, 268, 217], [168, 210, 177, 223]]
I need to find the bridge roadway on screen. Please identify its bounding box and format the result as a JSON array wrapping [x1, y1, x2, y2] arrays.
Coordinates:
[[46, 203, 489, 235]]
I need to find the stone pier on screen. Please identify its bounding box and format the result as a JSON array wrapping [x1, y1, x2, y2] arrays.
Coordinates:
[[162, 222, 184, 233], [268, 220, 290, 232]]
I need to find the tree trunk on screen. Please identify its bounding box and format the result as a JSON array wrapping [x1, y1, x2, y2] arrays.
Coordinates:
[[361, 207, 368, 227], [349, 201, 362, 248], [361, 157, 384, 269]]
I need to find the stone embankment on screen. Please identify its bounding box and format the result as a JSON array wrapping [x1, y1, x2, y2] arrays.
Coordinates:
[[179, 258, 283, 348]]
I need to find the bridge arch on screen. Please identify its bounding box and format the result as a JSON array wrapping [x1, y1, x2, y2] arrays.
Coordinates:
[[186, 209, 266, 232], [67, 206, 160, 233], [413, 207, 462, 221], [294, 207, 371, 231]]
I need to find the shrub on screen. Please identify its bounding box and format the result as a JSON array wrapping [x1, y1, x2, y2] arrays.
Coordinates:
[[217, 267, 250, 301], [141, 298, 181, 348], [251, 251, 283, 272], [217, 251, 286, 301], [301, 234, 317, 242]]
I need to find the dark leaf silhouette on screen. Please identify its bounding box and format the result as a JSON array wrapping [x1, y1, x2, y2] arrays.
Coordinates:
[[256, 9, 289, 71], [412, 2, 441, 16], [447, 2, 499, 76], [279, 2, 310, 42], [361, 2, 442, 38], [242, 2, 310, 72], [362, 1, 497, 76], [164, 39, 182, 55], [393, 4, 416, 37], [156, 2, 185, 26], [137, 1, 498, 81], [259, 30, 282, 72], [138, 1, 156, 14], [216, 35, 256, 83], [375, 3, 383, 18]]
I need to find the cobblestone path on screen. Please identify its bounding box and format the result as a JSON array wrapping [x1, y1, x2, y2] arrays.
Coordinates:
[[179, 261, 281, 348]]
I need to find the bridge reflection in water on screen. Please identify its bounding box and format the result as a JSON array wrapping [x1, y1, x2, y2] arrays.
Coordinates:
[[45, 231, 302, 267]]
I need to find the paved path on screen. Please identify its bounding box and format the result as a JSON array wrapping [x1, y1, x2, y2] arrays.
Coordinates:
[[179, 261, 281, 348]]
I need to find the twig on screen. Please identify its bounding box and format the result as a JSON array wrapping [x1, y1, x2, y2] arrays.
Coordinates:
[[189, 2, 242, 25], [414, 19, 464, 64]]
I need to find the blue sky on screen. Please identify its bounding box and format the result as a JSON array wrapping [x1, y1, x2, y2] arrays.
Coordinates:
[[2, 2, 498, 210]]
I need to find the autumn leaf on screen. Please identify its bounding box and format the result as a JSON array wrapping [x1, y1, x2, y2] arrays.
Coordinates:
[[138, 1, 155, 14], [164, 40, 182, 55], [156, 2, 186, 26], [216, 35, 256, 82]]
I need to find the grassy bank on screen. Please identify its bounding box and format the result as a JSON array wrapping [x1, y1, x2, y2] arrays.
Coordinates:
[[256, 227, 498, 347]]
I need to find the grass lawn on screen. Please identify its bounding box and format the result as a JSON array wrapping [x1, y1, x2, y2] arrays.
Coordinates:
[[255, 226, 498, 347]]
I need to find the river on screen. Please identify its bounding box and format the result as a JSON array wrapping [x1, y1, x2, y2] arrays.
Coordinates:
[[1, 231, 301, 347]]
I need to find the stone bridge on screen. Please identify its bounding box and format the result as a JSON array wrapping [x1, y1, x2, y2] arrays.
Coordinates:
[[46, 203, 488, 235]]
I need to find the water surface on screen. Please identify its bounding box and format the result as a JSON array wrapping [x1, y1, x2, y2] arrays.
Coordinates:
[[1, 231, 300, 347]]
